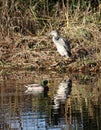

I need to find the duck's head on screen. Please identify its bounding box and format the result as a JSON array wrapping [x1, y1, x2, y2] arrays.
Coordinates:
[[41, 80, 48, 87]]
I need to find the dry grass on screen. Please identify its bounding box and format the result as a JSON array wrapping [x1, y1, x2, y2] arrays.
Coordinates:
[[0, 0, 101, 72]]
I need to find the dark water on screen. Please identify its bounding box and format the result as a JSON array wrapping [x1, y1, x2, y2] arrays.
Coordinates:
[[0, 70, 101, 130]]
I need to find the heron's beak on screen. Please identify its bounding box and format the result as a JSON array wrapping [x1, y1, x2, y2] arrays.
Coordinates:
[[45, 33, 51, 38]]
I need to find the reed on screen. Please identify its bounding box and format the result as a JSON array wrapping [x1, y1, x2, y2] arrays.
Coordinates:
[[0, 0, 101, 71]]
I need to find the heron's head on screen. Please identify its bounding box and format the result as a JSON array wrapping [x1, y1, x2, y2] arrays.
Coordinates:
[[50, 30, 58, 37]]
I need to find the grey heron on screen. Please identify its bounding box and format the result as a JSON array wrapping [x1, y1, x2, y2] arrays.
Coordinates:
[[49, 30, 72, 58]]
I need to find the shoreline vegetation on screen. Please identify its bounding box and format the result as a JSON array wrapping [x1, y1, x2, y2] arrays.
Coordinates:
[[0, 0, 101, 73]]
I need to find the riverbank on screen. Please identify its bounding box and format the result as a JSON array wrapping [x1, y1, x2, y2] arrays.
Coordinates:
[[0, 1, 101, 73]]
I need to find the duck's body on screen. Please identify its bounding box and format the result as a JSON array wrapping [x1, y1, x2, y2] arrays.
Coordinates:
[[25, 80, 49, 96], [25, 84, 44, 93], [50, 30, 71, 58]]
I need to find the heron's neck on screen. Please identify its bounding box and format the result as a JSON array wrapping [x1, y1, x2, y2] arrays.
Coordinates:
[[53, 36, 59, 41], [52, 36, 60, 47], [55, 36, 59, 40]]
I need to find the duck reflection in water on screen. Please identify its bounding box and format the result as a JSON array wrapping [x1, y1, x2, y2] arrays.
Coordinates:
[[51, 77, 72, 126]]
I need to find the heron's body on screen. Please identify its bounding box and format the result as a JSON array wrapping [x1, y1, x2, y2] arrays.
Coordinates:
[[50, 30, 71, 58]]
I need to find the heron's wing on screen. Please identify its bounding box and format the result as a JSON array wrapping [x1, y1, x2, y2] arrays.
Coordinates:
[[59, 37, 71, 56], [62, 37, 71, 51]]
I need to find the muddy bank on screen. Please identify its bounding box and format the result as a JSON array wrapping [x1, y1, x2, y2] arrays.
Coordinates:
[[0, 34, 101, 73]]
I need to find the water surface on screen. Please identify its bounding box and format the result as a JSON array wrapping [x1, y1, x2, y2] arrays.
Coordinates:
[[0, 70, 101, 130]]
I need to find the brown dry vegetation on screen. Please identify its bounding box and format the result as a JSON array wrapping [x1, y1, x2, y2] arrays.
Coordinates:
[[0, 0, 101, 73]]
